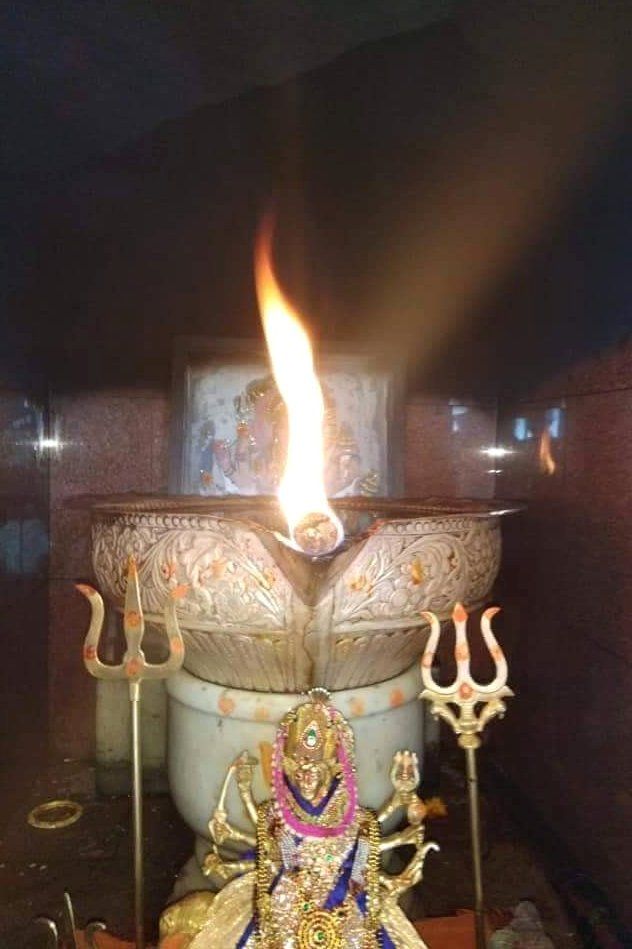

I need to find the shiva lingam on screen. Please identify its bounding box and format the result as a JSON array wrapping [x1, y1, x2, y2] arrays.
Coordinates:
[[158, 688, 438, 948], [87, 218, 515, 888], [90, 493, 508, 876]]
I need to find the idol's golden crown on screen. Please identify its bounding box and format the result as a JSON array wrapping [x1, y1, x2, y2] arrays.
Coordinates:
[[284, 690, 337, 763]]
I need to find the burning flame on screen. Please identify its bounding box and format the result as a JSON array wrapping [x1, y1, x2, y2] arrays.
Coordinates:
[[254, 217, 343, 554]]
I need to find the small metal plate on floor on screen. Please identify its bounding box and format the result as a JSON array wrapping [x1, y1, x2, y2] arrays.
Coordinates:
[[27, 799, 83, 830]]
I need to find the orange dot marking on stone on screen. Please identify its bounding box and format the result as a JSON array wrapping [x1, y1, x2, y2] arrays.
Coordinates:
[[459, 682, 474, 700], [170, 636, 184, 653], [254, 706, 270, 722], [455, 643, 470, 662], [83, 644, 97, 661], [453, 603, 468, 623], [125, 610, 141, 628], [492, 646, 504, 661], [389, 688, 405, 708], [422, 652, 434, 668], [349, 698, 365, 717], [171, 584, 189, 600], [218, 694, 236, 716]]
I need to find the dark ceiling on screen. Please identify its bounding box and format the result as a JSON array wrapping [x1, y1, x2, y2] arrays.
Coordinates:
[[1, 0, 453, 179], [3, 1, 632, 394]]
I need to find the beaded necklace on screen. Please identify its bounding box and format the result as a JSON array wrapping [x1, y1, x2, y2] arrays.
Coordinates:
[[254, 803, 382, 948], [272, 717, 358, 839]]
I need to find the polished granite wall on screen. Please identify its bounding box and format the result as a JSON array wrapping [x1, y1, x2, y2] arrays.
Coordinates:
[[490, 335, 632, 928], [0, 391, 49, 760], [48, 388, 169, 758]]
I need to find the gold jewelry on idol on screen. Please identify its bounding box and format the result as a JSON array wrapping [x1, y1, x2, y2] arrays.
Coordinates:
[[253, 804, 382, 948]]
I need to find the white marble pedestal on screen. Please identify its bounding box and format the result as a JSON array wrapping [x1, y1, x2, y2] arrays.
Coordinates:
[[166, 661, 424, 892]]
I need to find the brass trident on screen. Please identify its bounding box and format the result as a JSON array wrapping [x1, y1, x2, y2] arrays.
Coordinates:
[[77, 560, 186, 949], [33, 890, 107, 947], [419, 603, 513, 949]]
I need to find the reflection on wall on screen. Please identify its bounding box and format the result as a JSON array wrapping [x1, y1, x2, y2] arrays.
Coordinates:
[[0, 392, 49, 759], [491, 336, 632, 928]]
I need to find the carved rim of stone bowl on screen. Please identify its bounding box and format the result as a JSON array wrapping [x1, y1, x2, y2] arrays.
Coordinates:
[[89, 494, 521, 540], [89, 494, 521, 605], [89, 495, 521, 691]]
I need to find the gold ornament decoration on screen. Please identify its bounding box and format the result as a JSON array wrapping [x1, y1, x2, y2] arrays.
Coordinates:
[[160, 691, 437, 948], [297, 908, 342, 948]]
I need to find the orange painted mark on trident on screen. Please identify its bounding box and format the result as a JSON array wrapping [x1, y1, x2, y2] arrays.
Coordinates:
[[76, 583, 96, 598]]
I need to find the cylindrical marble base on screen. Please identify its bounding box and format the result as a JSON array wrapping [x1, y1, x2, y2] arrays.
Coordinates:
[[166, 662, 424, 878]]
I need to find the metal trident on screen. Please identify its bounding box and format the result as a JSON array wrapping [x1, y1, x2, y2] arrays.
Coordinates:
[[33, 891, 107, 947], [77, 559, 186, 949], [419, 602, 513, 949], [420, 602, 513, 745]]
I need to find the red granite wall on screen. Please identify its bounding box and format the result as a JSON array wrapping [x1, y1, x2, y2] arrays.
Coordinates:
[[47, 390, 496, 758], [0, 392, 49, 761], [491, 337, 632, 927], [48, 389, 170, 757]]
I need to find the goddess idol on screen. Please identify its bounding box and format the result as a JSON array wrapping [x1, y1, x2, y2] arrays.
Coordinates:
[[160, 689, 437, 948]]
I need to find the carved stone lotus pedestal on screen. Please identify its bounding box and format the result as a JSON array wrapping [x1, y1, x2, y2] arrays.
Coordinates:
[[90, 495, 511, 884]]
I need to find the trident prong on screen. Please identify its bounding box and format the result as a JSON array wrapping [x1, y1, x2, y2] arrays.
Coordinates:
[[76, 559, 186, 949], [77, 557, 186, 682], [418, 602, 514, 949], [32, 892, 108, 948], [62, 891, 79, 948], [32, 917, 58, 948], [85, 920, 109, 948], [419, 603, 513, 744]]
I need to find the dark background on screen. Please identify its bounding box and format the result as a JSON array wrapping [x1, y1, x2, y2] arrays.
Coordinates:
[[3, 1, 631, 396]]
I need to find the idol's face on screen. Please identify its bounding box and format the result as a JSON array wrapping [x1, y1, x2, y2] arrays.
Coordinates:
[[291, 759, 333, 803]]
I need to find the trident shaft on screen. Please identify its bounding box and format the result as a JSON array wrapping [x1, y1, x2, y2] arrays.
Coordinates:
[[77, 560, 185, 949], [419, 602, 513, 949]]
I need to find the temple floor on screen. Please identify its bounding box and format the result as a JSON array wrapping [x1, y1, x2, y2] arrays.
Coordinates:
[[1, 744, 579, 949]]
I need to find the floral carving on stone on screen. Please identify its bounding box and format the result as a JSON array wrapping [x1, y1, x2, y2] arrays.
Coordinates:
[[90, 503, 505, 692], [92, 514, 291, 630], [332, 521, 500, 627]]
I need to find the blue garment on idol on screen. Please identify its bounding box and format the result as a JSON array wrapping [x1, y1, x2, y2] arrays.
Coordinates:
[[236, 780, 395, 948]]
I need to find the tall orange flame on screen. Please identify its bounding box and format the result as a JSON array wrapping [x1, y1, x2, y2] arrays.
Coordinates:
[[254, 217, 343, 553]]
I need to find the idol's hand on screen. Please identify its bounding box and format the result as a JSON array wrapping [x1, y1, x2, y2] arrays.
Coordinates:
[[234, 751, 258, 791], [208, 809, 232, 846]]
